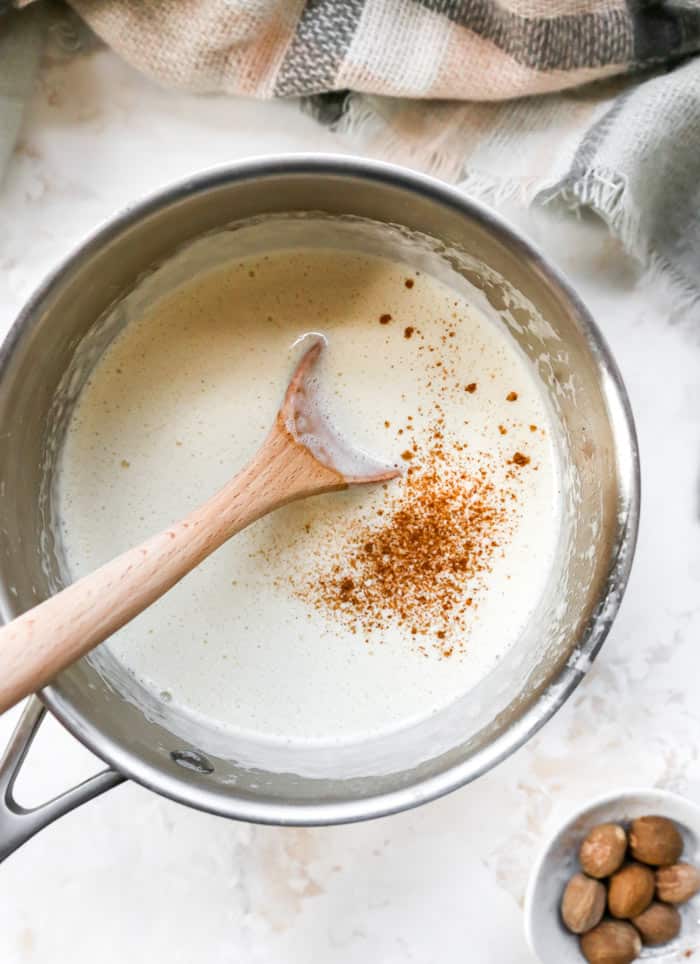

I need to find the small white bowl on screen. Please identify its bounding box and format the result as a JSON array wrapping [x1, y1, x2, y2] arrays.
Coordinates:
[[524, 788, 700, 962]]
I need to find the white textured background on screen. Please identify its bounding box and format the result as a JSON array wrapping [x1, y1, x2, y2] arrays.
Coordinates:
[[0, 40, 699, 964]]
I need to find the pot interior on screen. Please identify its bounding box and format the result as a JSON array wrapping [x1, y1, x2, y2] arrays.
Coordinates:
[[0, 163, 636, 821]]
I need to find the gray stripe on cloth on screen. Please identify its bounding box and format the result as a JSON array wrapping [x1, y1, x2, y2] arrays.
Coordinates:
[[274, 0, 366, 97], [416, 0, 634, 70], [536, 90, 634, 205], [537, 56, 700, 306]]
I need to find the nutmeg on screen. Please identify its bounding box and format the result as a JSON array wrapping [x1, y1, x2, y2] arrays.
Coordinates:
[[579, 823, 628, 878], [629, 816, 683, 867], [608, 863, 655, 918], [561, 872, 606, 934], [580, 919, 642, 964], [631, 901, 681, 945], [655, 862, 700, 904]]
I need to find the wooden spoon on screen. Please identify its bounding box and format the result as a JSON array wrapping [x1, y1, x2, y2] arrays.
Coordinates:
[[0, 337, 399, 715]]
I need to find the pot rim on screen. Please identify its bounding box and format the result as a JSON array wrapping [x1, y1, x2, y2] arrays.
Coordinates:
[[0, 154, 640, 826]]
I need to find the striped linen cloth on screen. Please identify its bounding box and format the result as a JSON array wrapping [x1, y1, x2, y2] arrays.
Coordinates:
[[2, 0, 700, 305]]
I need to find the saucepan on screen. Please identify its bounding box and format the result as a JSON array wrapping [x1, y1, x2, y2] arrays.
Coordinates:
[[0, 156, 639, 860]]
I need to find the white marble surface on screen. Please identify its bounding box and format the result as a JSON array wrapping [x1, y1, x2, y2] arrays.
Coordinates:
[[1, 45, 699, 964]]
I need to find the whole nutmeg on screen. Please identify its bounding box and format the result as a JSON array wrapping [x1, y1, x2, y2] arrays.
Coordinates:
[[580, 823, 628, 879], [655, 862, 700, 904], [629, 816, 683, 867], [561, 872, 607, 934], [608, 863, 655, 918], [631, 901, 681, 945], [580, 920, 642, 964]]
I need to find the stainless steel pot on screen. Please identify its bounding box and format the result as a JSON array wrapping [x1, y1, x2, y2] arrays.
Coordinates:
[[0, 156, 639, 859]]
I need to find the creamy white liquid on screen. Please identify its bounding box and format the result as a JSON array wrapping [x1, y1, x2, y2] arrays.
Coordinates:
[[58, 248, 562, 745]]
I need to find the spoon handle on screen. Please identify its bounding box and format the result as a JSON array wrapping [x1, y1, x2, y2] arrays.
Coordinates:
[[0, 422, 345, 715]]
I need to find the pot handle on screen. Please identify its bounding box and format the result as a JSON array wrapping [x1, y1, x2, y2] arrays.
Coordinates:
[[0, 696, 125, 862]]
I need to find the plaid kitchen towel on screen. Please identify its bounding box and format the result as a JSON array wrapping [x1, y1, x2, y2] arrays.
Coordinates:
[[3, 0, 700, 305]]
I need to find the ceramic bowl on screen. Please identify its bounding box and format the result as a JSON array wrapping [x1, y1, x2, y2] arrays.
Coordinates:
[[525, 788, 700, 962]]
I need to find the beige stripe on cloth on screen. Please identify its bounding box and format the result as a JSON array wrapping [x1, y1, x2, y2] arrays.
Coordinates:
[[70, 0, 304, 96], [337, 0, 448, 96], [497, 0, 624, 16]]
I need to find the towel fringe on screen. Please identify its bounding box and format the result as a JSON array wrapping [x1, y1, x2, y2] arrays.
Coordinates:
[[458, 170, 544, 208], [550, 168, 700, 315], [336, 95, 467, 183], [337, 97, 698, 317], [338, 96, 555, 205]]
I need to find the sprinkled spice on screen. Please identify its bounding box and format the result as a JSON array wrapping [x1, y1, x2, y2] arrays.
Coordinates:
[[529, 424, 537, 432], [405, 278, 415, 289], [280, 294, 548, 660], [120, 459, 130, 468], [339, 576, 355, 600], [296, 438, 525, 655]]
